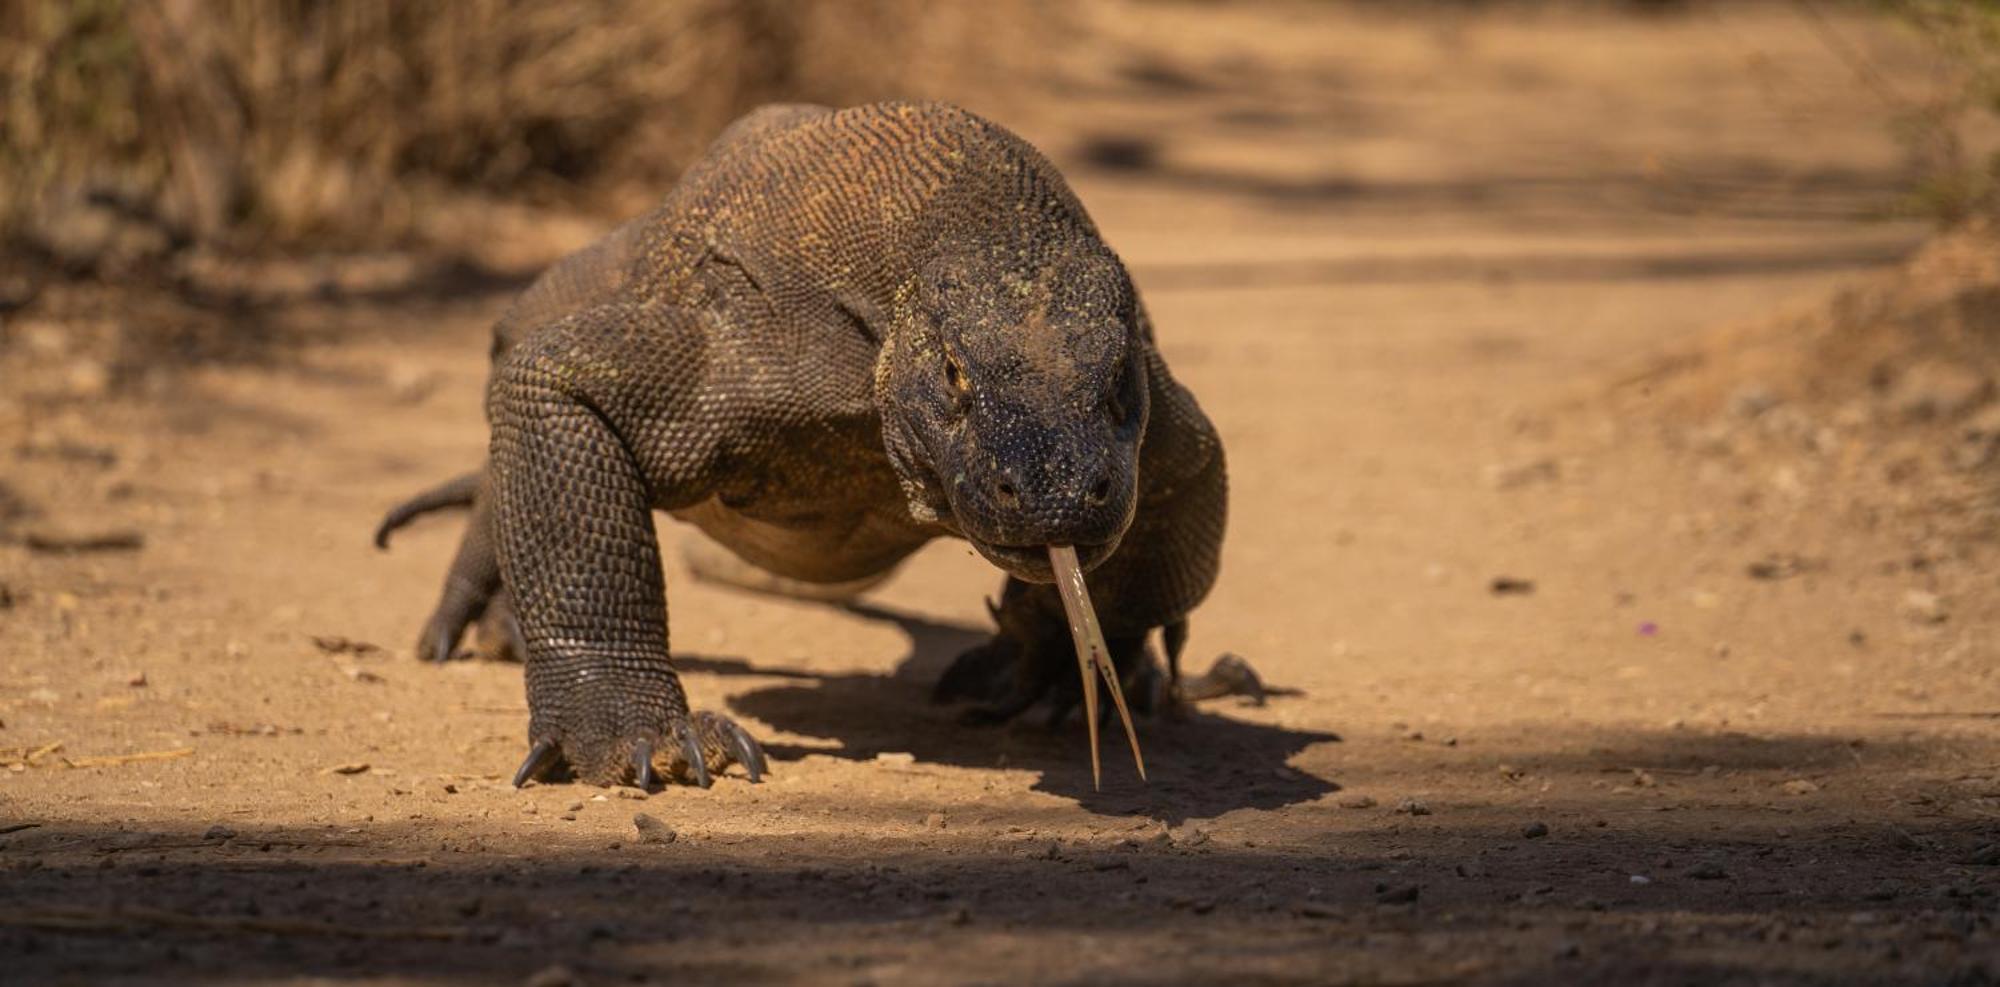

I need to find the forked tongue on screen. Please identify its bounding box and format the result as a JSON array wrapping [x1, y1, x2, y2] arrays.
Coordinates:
[[1049, 545, 1146, 790]]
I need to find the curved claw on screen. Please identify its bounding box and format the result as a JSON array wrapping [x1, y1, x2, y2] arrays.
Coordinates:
[[427, 625, 459, 664], [511, 739, 561, 788], [674, 721, 712, 789], [720, 720, 767, 783], [632, 740, 658, 791]]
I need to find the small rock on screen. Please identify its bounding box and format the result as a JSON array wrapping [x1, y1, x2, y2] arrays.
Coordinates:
[[1484, 458, 1559, 490], [1521, 821, 1549, 839], [126, 671, 147, 687], [64, 359, 110, 399], [1375, 884, 1419, 904], [1295, 902, 1335, 919], [948, 906, 972, 926], [1629, 874, 1653, 886], [203, 824, 236, 841], [1888, 360, 1992, 422], [1780, 779, 1820, 796], [524, 964, 581, 987], [1489, 577, 1535, 596], [923, 812, 947, 831], [1687, 863, 1729, 880], [1172, 826, 1211, 848], [1337, 794, 1377, 809], [1393, 798, 1431, 816], [873, 751, 916, 766], [614, 786, 649, 800], [633, 813, 677, 845], [1900, 590, 1947, 625], [1746, 554, 1815, 581], [324, 762, 370, 775], [565, 801, 584, 812], [1730, 385, 1780, 419]]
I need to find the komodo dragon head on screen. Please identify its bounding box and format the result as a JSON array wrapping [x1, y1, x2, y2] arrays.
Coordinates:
[[877, 240, 1148, 583]]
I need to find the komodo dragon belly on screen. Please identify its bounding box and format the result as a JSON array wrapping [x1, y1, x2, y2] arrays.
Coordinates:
[[666, 419, 936, 584]]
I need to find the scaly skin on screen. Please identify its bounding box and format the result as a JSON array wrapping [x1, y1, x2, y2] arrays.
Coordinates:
[[375, 102, 1228, 788]]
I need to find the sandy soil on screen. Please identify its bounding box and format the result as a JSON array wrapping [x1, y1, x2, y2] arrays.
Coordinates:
[[2, 4, 1995, 985]]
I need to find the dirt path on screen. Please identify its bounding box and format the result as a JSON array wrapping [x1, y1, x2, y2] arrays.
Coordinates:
[[3, 6, 1994, 985]]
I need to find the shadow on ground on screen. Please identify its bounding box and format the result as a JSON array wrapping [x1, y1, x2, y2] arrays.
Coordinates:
[[699, 600, 1342, 824], [0, 813, 1990, 986]]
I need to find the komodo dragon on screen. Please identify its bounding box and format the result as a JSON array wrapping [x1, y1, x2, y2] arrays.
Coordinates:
[[375, 101, 1248, 789]]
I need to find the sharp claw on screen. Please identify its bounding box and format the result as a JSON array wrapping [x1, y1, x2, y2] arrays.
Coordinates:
[[723, 722, 767, 783], [675, 721, 711, 788], [632, 740, 658, 790], [511, 739, 560, 788], [428, 626, 457, 664]]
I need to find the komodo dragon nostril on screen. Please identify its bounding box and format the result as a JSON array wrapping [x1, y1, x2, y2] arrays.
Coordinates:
[[1086, 475, 1113, 506]]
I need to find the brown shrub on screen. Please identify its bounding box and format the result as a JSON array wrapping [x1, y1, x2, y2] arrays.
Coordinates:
[[0, 0, 1060, 253]]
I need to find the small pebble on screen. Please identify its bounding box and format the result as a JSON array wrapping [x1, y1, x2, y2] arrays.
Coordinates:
[[524, 964, 580, 987], [324, 762, 370, 775], [1375, 884, 1419, 904], [923, 812, 947, 831], [1629, 875, 1652, 886], [874, 751, 917, 766], [633, 812, 677, 845], [203, 824, 236, 841], [1900, 590, 1947, 625], [126, 671, 148, 687], [1394, 798, 1431, 816], [1780, 779, 1820, 796], [1687, 863, 1729, 880], [1337, 794, 1377, 809], [1521, 821, 1549, 839]]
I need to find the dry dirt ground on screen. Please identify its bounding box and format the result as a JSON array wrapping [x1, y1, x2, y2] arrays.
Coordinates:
[[3, 4, 1996, 985]]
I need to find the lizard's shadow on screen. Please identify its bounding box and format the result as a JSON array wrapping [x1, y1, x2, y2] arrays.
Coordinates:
[[704, 600, 1341, 824]]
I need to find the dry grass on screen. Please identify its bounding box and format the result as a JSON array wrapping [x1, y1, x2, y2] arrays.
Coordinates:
[[0, 0, 1059, 253]]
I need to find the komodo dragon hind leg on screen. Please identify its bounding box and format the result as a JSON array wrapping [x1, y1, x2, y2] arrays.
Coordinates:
[[464, 588, 527, 663], [410, 483, 502, 663], [935, 577, 1161, 726]]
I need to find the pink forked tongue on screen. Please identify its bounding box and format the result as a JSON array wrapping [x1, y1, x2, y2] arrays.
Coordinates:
[[1049, 545, 1147, 790]]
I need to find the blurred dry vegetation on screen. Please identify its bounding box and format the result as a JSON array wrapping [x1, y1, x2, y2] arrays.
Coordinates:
[[0, 0, 1057, 262], [0, 0, 1058, 390], [1879, 0, 2000, 222]]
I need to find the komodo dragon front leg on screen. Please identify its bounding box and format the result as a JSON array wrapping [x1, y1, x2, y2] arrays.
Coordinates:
[[491, 303, 765, 788]]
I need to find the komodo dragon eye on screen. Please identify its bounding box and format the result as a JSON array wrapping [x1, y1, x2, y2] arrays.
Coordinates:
[[942, 353, 969, 394]]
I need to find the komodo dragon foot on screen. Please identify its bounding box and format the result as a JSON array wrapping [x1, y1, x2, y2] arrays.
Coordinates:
[[512, 711, 768, 791], [934, 588, 1268, 725], [414, 588, 527, 664]]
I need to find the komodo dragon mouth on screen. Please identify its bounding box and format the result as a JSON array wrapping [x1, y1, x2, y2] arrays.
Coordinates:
[[971, 538, 1118, 582]]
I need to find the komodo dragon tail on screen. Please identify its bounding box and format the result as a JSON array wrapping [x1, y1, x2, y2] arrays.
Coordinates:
[[373, 470, 482, 549]]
